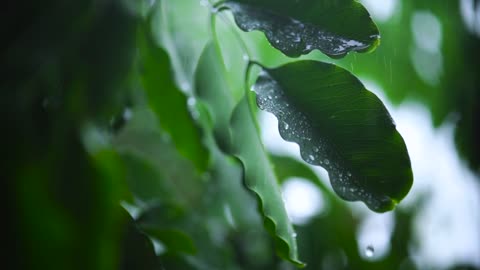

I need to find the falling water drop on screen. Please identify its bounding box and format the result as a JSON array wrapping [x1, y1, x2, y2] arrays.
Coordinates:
[[365, 245, 375, 257]]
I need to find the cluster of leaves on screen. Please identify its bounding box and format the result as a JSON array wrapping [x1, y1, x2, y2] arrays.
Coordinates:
[[19, 0, 480, 269]]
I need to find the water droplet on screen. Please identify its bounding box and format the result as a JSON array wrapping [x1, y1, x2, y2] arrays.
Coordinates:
[[242, 54, 249, 61], [347, 172, 352, 177], [268, 95, 272, 100], [292, 232, 297, 238], [365, 245, 374, 257], [306, 44, 312, 50], [284, 123, 289, 130], [314, 147, 319, 152], [308, 155, 315, 161], [324, 159, 330, 165], [187, 97, 196, 106]]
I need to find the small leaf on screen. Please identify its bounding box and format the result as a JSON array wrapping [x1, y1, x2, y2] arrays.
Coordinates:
[[119, 209, 161, 270], [252, 61, 413, 212], [222, 0, 379, 57]]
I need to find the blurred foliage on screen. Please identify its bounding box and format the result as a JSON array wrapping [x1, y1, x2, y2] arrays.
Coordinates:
[[3, 0, 479, 270]]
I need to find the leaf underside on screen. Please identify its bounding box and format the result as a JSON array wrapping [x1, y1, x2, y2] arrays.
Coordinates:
[[223, 0, 379, 57], [252, 60, 413, 212]]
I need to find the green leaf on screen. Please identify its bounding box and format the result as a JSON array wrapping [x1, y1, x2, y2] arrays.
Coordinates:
[[230, 97, 304, 267], [119, 209, 162, 270], [195, 43, 303, 266], [252, 60, 413, 212], [137, 203, 197, 255], [137, 20, 209, 172], [222, 0, 379, 57], [195, 43, 237, 151]]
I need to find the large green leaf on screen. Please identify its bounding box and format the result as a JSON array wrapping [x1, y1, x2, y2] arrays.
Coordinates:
[[221, 0, 379, 57], [195, 43, 303, 266], [252, 60, 412, 212], [137, 20, 209, 172]]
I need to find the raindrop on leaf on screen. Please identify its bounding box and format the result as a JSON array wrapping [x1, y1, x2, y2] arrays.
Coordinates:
[[365, 245, 375, 257]]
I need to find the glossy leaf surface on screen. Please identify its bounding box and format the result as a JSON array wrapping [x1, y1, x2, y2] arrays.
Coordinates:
[[253, 60, 413, 212], [222, 0, 379, 57]]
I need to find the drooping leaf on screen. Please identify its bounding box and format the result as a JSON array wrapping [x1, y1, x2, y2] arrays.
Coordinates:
[[194, 43, 303, 266], [230, 97, 304, 266], [137, 20, 209, 172], [221, 0, 379, 57], [252, 60, 413, 212]]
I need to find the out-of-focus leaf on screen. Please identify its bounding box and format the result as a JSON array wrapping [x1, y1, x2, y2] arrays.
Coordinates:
[[114, 108, 203, 208], [221, 0, 379, 57], [195, 43, 303, 266], [252, 61, 412, 212], [230, 97, 303, 267], [195, 43, 237, 151], [137, 203, 197, 255], [119, 209, 161, 270], [137, 19, 209, 172]]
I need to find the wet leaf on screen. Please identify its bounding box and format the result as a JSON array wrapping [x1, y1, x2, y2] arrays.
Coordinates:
[[222, 0, 379, 57], [252, 60, 413, 212]]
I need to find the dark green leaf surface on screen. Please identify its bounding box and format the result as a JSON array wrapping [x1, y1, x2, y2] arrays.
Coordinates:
[[253, 61, 412, 212], [222, 0, 379, 57], [138, 21, 209, 172], [195, 44, 303, 266]]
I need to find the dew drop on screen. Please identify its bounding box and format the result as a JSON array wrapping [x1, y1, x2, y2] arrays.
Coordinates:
[[365, 245, 374, 257], [292, 232, 297, 238], [284, 123, 289, 130], [308, 155, 315, 161], [324, 159, 330, 165], [313, 147, 319, 152], [187, 97, 197, 107]]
